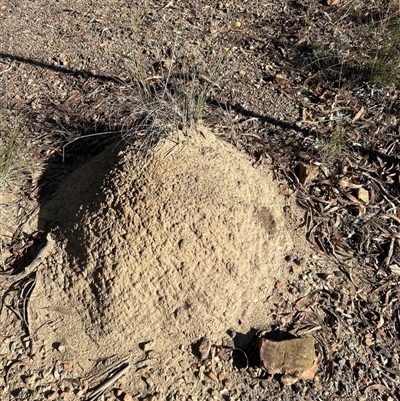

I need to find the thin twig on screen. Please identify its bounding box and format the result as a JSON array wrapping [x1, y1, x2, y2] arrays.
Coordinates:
[[20, 277, 37, 330], [0, 233, 55, 282], [85, 363, 131, 401]]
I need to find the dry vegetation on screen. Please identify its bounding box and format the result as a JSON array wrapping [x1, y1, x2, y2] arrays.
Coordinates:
[[1, 0, 400, 400]]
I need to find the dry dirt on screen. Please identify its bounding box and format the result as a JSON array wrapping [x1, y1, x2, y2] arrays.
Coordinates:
[[33, 128, 313, 397], [1, 128, 318, 400], [31, 128, 301, 354], [1, 1, 400, 401]]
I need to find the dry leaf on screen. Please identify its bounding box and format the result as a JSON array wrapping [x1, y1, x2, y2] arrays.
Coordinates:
[[389, 264, 400, 276], [376, 314, 384, 329], [295, 163, 319, 185], [352, 106, 365, 123], [273, 73, 288, 85], [279, 183, 294, 196], [198, 337, 211, 360], [295, 290, 319, 309], [337, 179, 362, 189], [357, 187, 369, 204], [364, 333, 374, 346], [365, 383, 391, 394], [207, 371, 219, 382], [327, 0, 342, 5]]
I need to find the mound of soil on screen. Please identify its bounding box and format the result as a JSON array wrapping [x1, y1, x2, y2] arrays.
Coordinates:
[[29, 128, 309, 396]]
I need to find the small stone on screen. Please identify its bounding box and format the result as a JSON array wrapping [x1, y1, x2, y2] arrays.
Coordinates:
[[122, 393, 134, 401], [221, 337, 234, 348], [220, 387, 229, 396], [143, 341, 153, 352], [179, 360, 189, 370], [56, 343, 66, 352], [63, 362, 73, 371], [146, 351, 159, 359], [24, 376, 34, 385], [292, 264, 302, 274], [198, 365, 205, 381], [223, 379, 232, 389], [52, 368, 60, 379], [135, 359, 150, 369]]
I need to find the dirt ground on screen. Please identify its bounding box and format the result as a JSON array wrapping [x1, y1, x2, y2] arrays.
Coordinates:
[[1, 1, 400, 401]]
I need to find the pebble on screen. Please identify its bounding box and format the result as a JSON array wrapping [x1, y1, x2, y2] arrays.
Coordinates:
[[146, 351, 159, 359], [369, 367, 379, 378], [379, 347, 392, 359], [143, 341, 153, 352], [135, 359, 150, 368], [52, 368, 60, 379], [63, 362, 73, 371], [179, 360, 189, 370], [198, 365, 205, 381], [24, 376, 34, 385], [223, 378, 232, 388]]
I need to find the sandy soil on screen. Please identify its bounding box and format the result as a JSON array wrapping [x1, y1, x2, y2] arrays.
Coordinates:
[[1, 1, 400, 401]]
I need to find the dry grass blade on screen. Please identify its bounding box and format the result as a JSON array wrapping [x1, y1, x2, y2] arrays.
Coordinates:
[[364, 383, 391, 394], [295, 290, 320, 310]]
